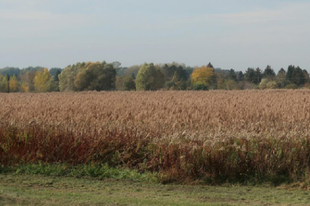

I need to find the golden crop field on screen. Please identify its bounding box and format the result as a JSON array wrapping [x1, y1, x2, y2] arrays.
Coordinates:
[[1, 90, 310, 184]]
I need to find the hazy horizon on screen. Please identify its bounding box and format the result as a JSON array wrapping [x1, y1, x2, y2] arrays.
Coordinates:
[[1, 0, 309, 72]]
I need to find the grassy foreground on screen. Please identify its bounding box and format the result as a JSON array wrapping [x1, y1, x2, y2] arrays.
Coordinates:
[[1, 174, 310, 206]]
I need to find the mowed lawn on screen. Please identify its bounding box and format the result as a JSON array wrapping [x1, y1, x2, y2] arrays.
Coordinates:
[[1, 174, 310, 206]]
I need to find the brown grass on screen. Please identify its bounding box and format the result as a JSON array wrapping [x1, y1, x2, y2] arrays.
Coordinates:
[[1, 90, 310, 184]]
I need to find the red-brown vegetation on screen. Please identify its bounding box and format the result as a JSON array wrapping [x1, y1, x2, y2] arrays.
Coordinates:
[[1, 90, 310, 183]]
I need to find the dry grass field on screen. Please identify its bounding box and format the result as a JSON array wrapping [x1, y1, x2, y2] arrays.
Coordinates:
[[1, 90, 310, 184]]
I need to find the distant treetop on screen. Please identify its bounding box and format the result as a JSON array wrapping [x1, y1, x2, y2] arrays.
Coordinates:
[[207, 62, 214, 69]]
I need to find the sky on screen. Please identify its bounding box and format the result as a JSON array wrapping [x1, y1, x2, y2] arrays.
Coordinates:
[[0, 0, 310, 72]]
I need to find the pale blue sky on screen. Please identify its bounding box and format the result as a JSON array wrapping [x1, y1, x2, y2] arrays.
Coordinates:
[[0, 0, 309, 71]]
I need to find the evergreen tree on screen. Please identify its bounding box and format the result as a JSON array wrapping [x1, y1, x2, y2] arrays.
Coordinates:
[[228, 69, 237, 81], [286, 65, 295, 82], [291, 66, 306, 86], [236, 71, 244, 82], [254, 68, 263, 84], [245, 68, 256, 84], [276, 68, 287, 88], [207, 62, 214, 69], [263, 65, 275, 79]]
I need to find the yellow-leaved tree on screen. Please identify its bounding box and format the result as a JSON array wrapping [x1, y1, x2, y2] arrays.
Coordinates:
[[0, 75, 8, 92], [190, 66, 215, 90], [34, 68, 51, 92], [9, 75, 18, 92], [19, 82, 30, 93]]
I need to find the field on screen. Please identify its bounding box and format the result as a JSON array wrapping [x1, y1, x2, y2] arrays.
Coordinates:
[[1, 90, 310, 184]]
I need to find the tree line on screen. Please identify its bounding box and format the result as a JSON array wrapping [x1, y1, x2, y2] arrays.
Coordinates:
[[0, 61, 309, 92]]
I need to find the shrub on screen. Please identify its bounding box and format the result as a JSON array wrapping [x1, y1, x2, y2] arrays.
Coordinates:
[[285, 84, 298, 89]]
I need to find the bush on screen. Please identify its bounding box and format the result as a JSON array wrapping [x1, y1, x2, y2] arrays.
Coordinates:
[[192, 82, 208, 90], [285, 84, 298, 89]]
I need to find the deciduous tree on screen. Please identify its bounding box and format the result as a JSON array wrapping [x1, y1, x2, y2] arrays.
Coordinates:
[[73, 62, 116, 91], [0, 75, 8, 92], [34, 68, 51, 92], [9, 75, 18, 92], [190, 66, 215, 90], [123, 76, 136, 91], [136, 63, 165, 91], [59, 63, 81, 91]]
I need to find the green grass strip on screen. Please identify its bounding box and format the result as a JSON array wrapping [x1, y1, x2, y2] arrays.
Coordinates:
[[0, 163, 158, 183]]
